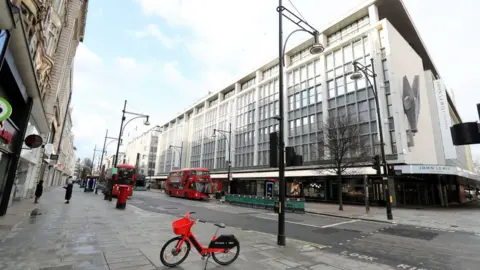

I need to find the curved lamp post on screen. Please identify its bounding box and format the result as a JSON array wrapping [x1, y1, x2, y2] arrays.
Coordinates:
[[276, 0, 324, 246], [350, 58, 393, 220], [114, 100, 150, 168], [212, 123, 232, 193], [108, 100, 149, 201], [168, 143, 183, 170]]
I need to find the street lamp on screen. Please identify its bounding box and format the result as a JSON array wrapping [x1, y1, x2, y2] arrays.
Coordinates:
[[99, 129, 119, 172], [168, 142, 184, 170], [114, 100, 150, 168], [212, 123, 232, 193], [276, 1, 324, 246], [109, 100, 149, 201], [350, 58, 393, 220]]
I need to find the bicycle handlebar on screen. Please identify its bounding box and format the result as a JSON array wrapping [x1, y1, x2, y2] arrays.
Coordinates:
[[186, 212, 205, 223]]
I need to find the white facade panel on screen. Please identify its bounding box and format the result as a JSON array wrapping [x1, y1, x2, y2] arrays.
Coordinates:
[[382, 20, 438, 165]]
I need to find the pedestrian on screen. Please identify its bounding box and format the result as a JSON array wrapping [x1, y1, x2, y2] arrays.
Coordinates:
[[34, 180, 44, 204], [64, 178, 73, 204], [146, 183, 151, 191]]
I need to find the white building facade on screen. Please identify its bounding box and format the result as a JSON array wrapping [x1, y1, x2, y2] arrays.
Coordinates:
[[153, 0, 478, 207], [125, 127, 159, 176]]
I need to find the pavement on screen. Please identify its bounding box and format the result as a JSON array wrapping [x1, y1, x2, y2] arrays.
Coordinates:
[[304, 201, 480, 234], [131, 191, 480, 270], [0, 186, 405, 270]]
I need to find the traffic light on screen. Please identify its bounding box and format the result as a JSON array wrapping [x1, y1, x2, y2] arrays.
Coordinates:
[[269, 132, 279, 167], [294, 154, 303, 166], [387, 165, 395, 176], [372, 155, 381, 175], [286, 146, 295, 166], [450, 103, 480, 146], [286, 146, 303, 166]]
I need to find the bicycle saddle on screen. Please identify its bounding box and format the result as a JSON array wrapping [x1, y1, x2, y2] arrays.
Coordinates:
[[214, 223, 226, 228]]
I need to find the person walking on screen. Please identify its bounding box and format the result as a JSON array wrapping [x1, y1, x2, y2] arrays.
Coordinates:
[[63, 178, 73, 204], [34, 180, 44, 204]]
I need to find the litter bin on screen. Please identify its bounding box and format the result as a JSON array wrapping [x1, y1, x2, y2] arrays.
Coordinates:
[[116, 185, 129, 209]]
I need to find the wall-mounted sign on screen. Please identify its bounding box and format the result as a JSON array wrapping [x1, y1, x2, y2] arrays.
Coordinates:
[[24, 134, 43, 148], [0, 97, 12, 121]]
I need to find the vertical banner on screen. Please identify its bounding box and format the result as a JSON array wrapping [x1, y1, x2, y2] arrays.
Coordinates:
[[433, 79, 457, 159]]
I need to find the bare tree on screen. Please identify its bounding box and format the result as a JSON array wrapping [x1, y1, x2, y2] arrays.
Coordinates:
[[317, 115, 371, 211], [79, 158, 93, 179]]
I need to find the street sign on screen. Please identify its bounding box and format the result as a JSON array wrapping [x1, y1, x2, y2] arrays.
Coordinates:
[[24, 134, 43, 148], [50, 154, 59, 160], [111, 168, 118, 175]]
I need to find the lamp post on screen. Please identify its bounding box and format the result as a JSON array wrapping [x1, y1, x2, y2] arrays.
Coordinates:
[[110, 100, 150, 200], [114, 100, 150, 167], [168, 142, 184, 170], [99, 129, 119, 177], [212, 123, 232, 193], [350, 58, 393, 220], [276, 1, 325, 246]]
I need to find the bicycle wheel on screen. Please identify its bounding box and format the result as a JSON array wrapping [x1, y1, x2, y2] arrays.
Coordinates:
[[211, 241, 240, 266], [160, 236, 191, 267]]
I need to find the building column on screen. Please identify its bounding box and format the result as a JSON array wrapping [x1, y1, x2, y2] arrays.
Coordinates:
[[368, 4, 379, 23], [253, 70, 262, 166], [230, 83, 241, 167], [213, 99, 220, 169]]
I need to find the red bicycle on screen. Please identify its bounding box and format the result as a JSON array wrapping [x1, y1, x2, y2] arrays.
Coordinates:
[[160, 211, 240, 269]]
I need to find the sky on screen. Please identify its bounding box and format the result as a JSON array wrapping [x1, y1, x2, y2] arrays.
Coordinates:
[[71, 0, 480, 166]]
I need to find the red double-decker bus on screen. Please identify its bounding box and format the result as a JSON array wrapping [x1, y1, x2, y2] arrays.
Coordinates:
[[166, 168, 212, 200], [105, 164, 136, 197]]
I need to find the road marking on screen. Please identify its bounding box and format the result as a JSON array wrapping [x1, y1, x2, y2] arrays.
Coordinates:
[[340, 251, 377, 262], [253, 215, 359, 229], [321, 220, 358, 228], [397, 264, 428, 270]]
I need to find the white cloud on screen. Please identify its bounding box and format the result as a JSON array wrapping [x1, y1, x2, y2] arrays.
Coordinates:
[[135, 0, 480, 159], [134, 24, 177, 48]]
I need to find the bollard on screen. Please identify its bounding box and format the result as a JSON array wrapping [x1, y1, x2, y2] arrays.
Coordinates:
[[116, 185, 129, 209]]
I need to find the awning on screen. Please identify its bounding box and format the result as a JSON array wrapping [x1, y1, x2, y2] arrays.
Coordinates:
[[394, 165, 480, 181]]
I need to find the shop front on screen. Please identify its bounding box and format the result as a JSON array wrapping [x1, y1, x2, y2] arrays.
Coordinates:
[[0, 6, 50, 215], [0, 53, 33, 214]]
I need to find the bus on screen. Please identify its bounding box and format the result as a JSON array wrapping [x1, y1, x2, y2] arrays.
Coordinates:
[[166, 168, 211, 200], [105, 164, 136, 197]]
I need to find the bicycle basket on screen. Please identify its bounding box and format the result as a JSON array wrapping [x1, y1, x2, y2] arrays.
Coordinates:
[[172, 217, 193, 235]]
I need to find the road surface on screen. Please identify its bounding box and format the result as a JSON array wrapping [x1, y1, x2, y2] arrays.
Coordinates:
[[129, 191, 480, 270]]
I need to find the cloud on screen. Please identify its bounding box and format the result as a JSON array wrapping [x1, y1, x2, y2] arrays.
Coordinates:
[[134, 24, 177, 48], [71, 43, 223, 160]]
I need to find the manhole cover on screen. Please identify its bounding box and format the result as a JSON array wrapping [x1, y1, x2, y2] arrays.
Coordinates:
[[380, 227, 438, 240]]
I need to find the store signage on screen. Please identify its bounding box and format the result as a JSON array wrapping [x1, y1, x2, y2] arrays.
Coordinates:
[[0, 97, 12, 121], [0, 126, 12, 144], [0, 97, 13, 145], [24, 134, 43, 148], [433, 79, 456, 159], [414, 165, 456, 174]]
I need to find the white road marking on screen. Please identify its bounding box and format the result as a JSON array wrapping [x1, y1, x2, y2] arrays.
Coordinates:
[[320, 220, 358, 228], [253, 215, 359, 229]]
